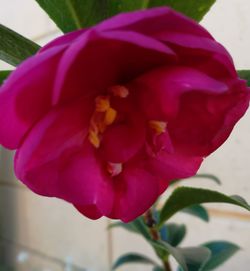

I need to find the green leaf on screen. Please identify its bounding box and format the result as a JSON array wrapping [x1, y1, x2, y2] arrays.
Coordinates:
[[0, 24, 40, 66], [160, 223, 186, 246], [131, 217, 152, 240], [191, 174, 221, 185], [112, 253, 156, 270], [147, 0, 216, 21], [153, 267, 165, 271], [181, 204, 209, 222], [35, 0, 215, 33], [238, 70, 250, 86], [152, 241, 211, 271], [201, 241, 240, 270], [35, 0, 147, 32], [159, 187, 250, 227], [108, 222, 138, 233], [0, 70, 11, 85]]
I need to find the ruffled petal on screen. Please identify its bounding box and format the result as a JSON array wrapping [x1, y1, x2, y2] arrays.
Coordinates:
[[60, 148, 114, 215], [168, 80, 250, 156], [0, 46, 66, 149], [53, 29, 176, 105], [131, 66, 228, 121], [109, 166, 161, 222], [97, 7, 212, 38], [146, 151, 203, 181], [100, 107, 145, 163], [40, 29, 86, 52], [14, 98, 93, 196]]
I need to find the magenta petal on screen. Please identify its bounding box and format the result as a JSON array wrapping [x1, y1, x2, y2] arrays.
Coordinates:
[[0, 46, 65, 149], [147, 151, 203, 181], [74, 204, 103, 220], [53, 29, 176, 105], [14, 99, 92, 196], [132, 66, 228, 120], [168, 80, 250, 156], [40, 29, 86, 52], [110, 166, 161, 222], [60, 148, 114, 215], [97, 7, 212, 38]]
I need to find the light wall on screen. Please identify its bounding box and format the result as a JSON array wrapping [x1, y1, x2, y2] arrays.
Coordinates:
[[0, 0, 250, 270]]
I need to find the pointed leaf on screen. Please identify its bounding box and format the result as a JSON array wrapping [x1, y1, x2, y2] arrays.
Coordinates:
[[34, 0, 148, 32], [160, 223, 186, 246], [0, 70, 11, 85], [108, 222, 138, 233], [238, 70, 250, 86], [112, 253, 156, 270], [152, 241, 211, 271], [201, 241, 240, 270], [0, 24, 40, 66], [35, 0, 216, 33], [191, 174, 221, 185], [159, 187, 250, 226], [147, 0, 216, 21], [181, 205, 209, 222]]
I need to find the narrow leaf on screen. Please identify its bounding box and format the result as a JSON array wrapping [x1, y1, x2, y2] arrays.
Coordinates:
[[191, 174, 221, 185], [181, 205, 209, 222], [201, 241, 240, 270], [152, 241, 211, 271], [159, 187, 250, 226], [34, 0, 146, 32], [112, 253, 156, 270], [147, 0, 216, 21], [180, 247, 211, 271], [0, 24, 40, 66], [238, 70, 250, 86], [0, 70, 11, 85], [35, 0, 216, 33], [160, 223, 186, 246]]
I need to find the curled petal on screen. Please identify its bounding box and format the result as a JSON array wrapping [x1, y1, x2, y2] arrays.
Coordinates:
[[0, 46, 66, 149], [109, 166, 162, 222], [97, 7, 212, 38], [53, 29, 176, 105]]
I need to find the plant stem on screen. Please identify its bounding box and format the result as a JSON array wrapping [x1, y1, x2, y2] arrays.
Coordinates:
[[144, 209, 159, 240], [163, 260, 172, 271]]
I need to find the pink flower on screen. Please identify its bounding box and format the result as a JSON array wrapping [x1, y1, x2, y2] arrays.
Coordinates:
[[0, 7, 249, 222]]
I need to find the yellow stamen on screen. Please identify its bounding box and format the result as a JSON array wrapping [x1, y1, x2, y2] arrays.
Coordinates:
[[104, 107, 117, 125], [109, 85, 129, 98], [88, 130, 100, 148], [107, 162, 122, 177], [95, 96, 110, 112], [149, 120, 167, 135]]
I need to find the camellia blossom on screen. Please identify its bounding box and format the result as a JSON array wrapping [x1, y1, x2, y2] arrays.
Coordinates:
[[0, 7, 249, 222]]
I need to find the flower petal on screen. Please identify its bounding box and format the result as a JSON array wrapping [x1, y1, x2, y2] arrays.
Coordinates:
[[0, 46, 65, 149], [53, 29, 176, 105], [40, 29, 86, 52], [168, 80, 250, 156], [109, 166, 162, 222], [14, 98, 92, 196], [132, 66, 228, 120], [97, 7, 212, 38]]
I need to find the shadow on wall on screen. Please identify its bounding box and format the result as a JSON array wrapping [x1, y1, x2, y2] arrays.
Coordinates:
[[0, 148, 86, 271]]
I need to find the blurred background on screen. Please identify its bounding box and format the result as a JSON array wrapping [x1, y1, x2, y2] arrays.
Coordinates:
[[0, 0, 250, 270]]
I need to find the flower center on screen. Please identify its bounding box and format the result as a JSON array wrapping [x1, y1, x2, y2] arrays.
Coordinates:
[[88, 85, 130, 149]]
